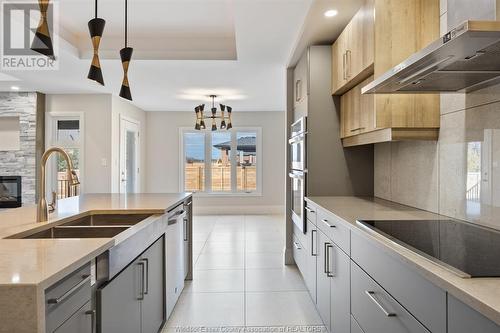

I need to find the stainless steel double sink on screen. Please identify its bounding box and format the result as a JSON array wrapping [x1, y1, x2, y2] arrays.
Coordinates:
[[21, 214, 153, 239]]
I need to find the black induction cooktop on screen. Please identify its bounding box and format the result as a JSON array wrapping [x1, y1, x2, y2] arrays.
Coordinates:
[[357, 219, 500, 278]]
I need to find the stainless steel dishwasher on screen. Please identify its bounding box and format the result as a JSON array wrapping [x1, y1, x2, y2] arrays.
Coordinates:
[[166, 204, 187, 319]]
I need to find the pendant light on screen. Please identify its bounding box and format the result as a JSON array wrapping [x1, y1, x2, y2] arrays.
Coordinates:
[[194, 95, 232, 131], [119, 0, 133, 100], [87, 0, 106, 85], [31, 0, 55, 59]]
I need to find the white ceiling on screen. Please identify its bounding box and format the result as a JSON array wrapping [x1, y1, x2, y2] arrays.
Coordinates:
[[0, 0, 363, 112]]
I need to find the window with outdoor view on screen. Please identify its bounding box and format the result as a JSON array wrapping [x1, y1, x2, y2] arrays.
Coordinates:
[[181, 128, 261, 194]]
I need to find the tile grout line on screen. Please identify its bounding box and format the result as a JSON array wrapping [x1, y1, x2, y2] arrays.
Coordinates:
[[244, 214, 247, 327]]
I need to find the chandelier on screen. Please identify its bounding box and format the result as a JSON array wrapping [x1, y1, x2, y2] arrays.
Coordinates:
[[194, 95, 233, 131]]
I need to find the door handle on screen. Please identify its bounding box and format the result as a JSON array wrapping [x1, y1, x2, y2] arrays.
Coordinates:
[[295, 80, 302, 102], [365, 291, 397, 317], [137, 261, 145, 300], [311, 229, 317, 256]]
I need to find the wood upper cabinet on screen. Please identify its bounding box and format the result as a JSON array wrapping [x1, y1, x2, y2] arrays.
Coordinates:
[[341, 76, 375, 138], [332, 0, 374, 95], [339, 0, 441, 147], [374, 0, 440, 130]]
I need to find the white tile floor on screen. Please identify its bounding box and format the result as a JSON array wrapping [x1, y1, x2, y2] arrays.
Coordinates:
[[163, 215, 325, 333]]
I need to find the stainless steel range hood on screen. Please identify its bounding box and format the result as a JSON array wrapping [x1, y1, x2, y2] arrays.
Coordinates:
[[362, 21, 500, 94]]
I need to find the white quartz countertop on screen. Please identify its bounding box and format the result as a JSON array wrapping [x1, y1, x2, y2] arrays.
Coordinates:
[[0, 193, 191, 288], [306, 196, 500, 326]]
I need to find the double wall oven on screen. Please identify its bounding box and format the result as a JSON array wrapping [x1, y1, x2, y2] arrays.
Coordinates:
[[289, 117, 307, 233]]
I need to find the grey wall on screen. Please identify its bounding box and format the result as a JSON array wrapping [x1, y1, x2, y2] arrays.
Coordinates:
[[374, 0, 500, 230], [0, 92, 44, 204]]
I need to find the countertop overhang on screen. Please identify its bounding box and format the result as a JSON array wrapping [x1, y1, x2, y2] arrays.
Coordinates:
[[0, 193, 191, 288]]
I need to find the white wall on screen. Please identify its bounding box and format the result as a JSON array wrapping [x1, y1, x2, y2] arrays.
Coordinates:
[[146, 111, 286, 214], [111, 96, 147, 192], [45, 94, 112, 193], [45, 94, 147, 193]]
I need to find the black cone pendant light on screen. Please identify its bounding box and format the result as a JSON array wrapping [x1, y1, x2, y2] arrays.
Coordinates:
[[87, 0, 106, 85], [119, 0, 133, 101], [31, 0, 55, 59]]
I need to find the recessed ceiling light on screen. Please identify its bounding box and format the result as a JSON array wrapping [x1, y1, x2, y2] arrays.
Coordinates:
[[10, 86, 19, 91], [324, 9, 338, 18]]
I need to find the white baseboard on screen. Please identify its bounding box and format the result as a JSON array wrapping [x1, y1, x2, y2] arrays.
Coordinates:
[[193, 205, 285, 215]]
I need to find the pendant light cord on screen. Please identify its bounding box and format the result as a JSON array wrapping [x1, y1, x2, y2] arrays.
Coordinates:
[[124, 0, 128, 47], [95, 0, 97, 18]]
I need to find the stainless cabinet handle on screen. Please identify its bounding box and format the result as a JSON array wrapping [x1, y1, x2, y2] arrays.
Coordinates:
[[311, 229, 317, 256], [365, 291, 397, 317], [183, 218, 188, 241], [47, 275, 90, 304], [346, 49, 352, 79], [295, 80, 302, 102], [342, 52, 346, 80], [322, 219, 336, 228], [293, 241, 301, 250], [142, 258, 149, 295], [305, 206, 315, 213], [137, 261, 145, 300], [327, 244, 335, 277], [85, 309, 96, 333]]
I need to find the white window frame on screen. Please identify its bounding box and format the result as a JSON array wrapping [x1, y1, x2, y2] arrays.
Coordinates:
[[45, 112, 85, 195], [179, 127, 262, 196]]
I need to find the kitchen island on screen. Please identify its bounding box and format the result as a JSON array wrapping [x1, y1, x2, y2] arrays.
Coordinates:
[[0, 193, 192, 333]]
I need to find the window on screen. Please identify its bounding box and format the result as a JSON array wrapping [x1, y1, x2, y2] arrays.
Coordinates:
[[181, 128, 261, 195], [47, 114, 84, 199]]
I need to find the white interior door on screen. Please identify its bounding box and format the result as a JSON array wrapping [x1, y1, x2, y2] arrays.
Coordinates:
[[120, 117, 140, 194]]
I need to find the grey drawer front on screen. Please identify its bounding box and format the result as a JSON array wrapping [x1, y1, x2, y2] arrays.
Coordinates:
[[351, 231, 446, 333], [448, 295, 500, 333], [293, 224, 309, 252], [46, 264, 91, 333], [293, 234, 306, 275], [54, 301, 92, 333], [317, 208, 350, 255], [351, 263, 430, 333], [305, 202, 317, 225], [351, 315, 365, 333]]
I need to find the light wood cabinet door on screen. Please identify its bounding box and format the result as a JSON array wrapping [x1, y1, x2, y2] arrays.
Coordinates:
[[332, 0, 374, 95], [340, 76, 374, 138], [331, 33, 347, 94]]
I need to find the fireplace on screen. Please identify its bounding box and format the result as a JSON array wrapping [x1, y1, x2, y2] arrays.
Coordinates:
[[0, 176, 22, 208]]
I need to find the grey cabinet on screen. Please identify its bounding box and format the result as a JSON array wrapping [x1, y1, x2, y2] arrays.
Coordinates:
[[351, 316, 365, 333], [330, 244, 350, 333], [45, 263, 92, 333], [293, 49, 309, 120], [448, 295, 500, 333], [98, 237, 165, 333], [316, 230, 331, 329], [304, 220, 318, 304], [351, 262, 429, 333], [54, 301, 93, 333], [141, 238, 165, 333]]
